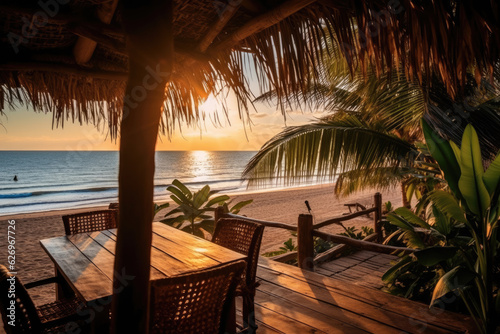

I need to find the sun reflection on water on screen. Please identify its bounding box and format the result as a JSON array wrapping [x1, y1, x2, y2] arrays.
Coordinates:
[[188, 150, 213, 182]]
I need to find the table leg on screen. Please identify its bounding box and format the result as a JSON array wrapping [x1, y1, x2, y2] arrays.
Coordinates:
[[55, 267, 74, 300], [91, 300, 111, 334]]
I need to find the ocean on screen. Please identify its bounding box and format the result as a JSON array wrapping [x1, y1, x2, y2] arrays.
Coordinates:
[[0, 151, 258, 216]]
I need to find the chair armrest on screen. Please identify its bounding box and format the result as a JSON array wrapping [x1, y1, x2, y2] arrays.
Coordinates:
[[24, 276, 61, 289]]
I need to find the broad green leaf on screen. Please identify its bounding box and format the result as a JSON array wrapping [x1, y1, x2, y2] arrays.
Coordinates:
[[431, 266, 476, 307], [160, 215, 186, 226], [399, 230, 426, 249], [450, 141, 461, 163], [431, 204, 451, 236], [414, 247, 458, 266], [393, 207, 430, 229], [422, 119, 461, 198], [483, 152, 500, 197], [167, 186, 191, 205], [406, 183, 415, 203], [230, 199, 253, 213], [193, 185, 210, 208], [387, 212, 416, 231], [205, 195, 230, 207], [162, 207, 181, 217], [427, 190, 467, 224], [458, 125, 490, 217], [172, 179, 193, 199], [382, 255, 413, 282], [169, 194, 184, 206]]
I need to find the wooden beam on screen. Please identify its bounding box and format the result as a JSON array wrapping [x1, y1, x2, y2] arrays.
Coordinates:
[[69, 25, 127, 55], [269, 251, 298, 263], [313, 233, 378, 265], [0, 61, 127, 80], [311, 230, 416, 255], [313, 207, 376, 229], [210, 0, 317, 53], [73, 0, 119, 64], [197, 1, 242, 52], [219, 212, 297, 231]]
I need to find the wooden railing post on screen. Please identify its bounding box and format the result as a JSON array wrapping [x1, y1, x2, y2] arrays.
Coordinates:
[[374, 193, 382, 242], [214, 205, 225, 223], [214, 205, 226, 231], [297, 214, 314, 271]]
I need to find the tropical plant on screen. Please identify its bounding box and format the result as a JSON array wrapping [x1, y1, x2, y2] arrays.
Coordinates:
[[153, 202, 170, 218], [339, 226, 374, 240], [383, 201, 393, 214], [160, 179, 253, 238], [383, 122, 500, 333], [262, 238, 297, 258], [243, 35, 500, 207]]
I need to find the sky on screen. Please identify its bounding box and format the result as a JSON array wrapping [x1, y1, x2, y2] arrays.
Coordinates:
[[0, 87, 329, 151]]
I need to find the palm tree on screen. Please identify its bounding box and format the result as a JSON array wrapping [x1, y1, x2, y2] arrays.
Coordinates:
[[243, 41, 500, 206]]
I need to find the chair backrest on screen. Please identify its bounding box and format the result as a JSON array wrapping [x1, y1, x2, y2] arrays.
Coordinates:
[[212, 218, 264, 288], [149, 260, 245, 334], [62, 209, 118, 235], [0, 265, 42, 334]]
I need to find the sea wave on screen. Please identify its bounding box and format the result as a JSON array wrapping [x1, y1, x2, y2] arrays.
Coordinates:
[[0, 186, 118, 199]]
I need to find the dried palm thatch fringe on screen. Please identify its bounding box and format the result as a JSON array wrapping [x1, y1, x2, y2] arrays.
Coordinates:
[[0, 0, 499, 138]]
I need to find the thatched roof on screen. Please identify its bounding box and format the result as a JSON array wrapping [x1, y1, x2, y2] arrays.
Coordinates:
[[1, 0, 499, 137]]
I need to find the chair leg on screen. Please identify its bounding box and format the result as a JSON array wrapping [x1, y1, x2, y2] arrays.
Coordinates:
[[242, 294, 258, 333]]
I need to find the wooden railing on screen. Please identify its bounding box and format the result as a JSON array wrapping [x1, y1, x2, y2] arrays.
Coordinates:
[[215, 192, 415, 271]]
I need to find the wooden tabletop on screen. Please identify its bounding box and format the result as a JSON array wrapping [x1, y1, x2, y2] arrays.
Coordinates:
[[40, 222, 246, 303]]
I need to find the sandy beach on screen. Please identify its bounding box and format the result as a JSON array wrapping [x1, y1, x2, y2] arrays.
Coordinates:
[[0, 185, 401, 311]]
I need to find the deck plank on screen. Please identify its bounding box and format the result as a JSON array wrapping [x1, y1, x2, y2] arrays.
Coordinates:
[[316, 249, 396, 290], [257, 257, 477, 333]]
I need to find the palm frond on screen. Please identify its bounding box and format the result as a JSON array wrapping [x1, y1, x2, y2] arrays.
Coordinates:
[[243, 115, 416, 188]]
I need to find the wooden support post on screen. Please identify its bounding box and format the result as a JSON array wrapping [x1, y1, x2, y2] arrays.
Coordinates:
[[297, 214, 314, 271], [214, 205, 225, 223], [214, 205, 227, 232], [112, 1, 173, 333], [374, 192, 383, 242]]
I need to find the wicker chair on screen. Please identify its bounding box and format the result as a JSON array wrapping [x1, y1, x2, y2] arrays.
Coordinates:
[[0, 265, 87, 334], [212, 218, 265, 333], [62, 209, 118, 235], [149, 260, 246, 334]]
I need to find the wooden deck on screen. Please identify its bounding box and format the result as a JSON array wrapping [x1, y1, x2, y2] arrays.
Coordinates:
[[315, 250, 398, 290], [247, 257, 477, 334]]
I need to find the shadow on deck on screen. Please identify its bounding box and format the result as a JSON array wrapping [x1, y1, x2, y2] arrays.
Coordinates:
[[315, 250, 397, 290], [246, 257, 478, 334]]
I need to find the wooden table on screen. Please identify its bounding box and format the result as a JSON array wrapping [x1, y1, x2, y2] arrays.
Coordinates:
[[40, 222, 246, 333]]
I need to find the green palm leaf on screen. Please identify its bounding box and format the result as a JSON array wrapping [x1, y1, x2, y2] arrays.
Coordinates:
[[243, 115, 416, 188]]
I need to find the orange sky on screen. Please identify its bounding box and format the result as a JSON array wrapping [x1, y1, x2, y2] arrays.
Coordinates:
[[0, 95, 328, 151]]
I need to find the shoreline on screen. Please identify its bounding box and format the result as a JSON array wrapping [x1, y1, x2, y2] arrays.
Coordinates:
[[0, 182, 334, 220]]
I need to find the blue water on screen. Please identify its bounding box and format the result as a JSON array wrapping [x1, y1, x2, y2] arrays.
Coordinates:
[[0, 151, 258, 216]]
